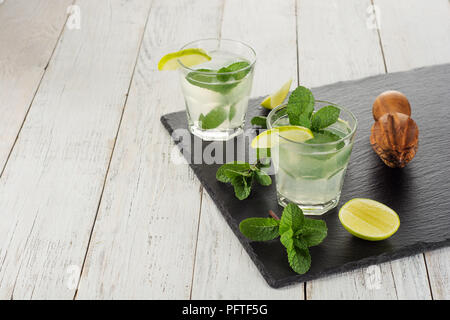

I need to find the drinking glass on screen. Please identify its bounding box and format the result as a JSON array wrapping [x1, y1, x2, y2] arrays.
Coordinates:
[[178, 39, 256, 141], [267, 102, 357, 215]]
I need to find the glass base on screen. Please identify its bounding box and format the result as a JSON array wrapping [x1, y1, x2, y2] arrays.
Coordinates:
[[189, 124, 244, 141], [277, 191, 340, 216]]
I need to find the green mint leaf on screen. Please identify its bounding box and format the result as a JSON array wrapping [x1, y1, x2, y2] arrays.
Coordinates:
[[199, 106, 227, 129], [231, 174, 252, 200], [217, 66, 231, 82], [186, 68, 216, 83], [216, 61, 251, 82], [250, 116, 267, 128], [287, 86, 315, 128], [186, 69, 237, 94], [229, 103, 236, 121], [287, 239, 311, 274], [311, 105, 340, 131], [254, 169, 272, 186], [280, 228, 294, 251], [293, 237, 308, 250], [216, 162, 251, 183], [305, 129, 341, 144], [239, 217, 280, 241], [226, 61, 251, 80], [279, 203, 305, 235], [298, 218, 328, 247], [297, 112, 312, 128]]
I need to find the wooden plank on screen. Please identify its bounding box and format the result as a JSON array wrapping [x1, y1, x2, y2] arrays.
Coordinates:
[[374, 0, 450, 299], [374, 0, 450, 72], [192, 192, 302, 299], [299, 0, 431, 299], [297, 0, 385, 88], [75, 0, 224, 299], [425, 249, 450, 299], [191, 0, 303, 299], [0, 0, 72, 169], [0, 0, 151, 299]]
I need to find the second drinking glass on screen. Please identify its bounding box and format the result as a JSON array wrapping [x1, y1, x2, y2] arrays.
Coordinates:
[[178, 39, 256, 141]]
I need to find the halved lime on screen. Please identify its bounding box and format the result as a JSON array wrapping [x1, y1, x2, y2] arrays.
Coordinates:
[[158, 48, 211, 71], [251, 125, 313, 148], [339, 198, 400, 241], [261, 79, 292, 110]]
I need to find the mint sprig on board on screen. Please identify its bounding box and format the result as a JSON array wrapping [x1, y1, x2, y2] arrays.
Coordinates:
[[239, 203, 327, 274], [250, 115, 267, 128], [216, 161, 272, 200]]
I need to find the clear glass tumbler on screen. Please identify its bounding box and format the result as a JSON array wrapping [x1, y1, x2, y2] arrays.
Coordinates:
[[178, 39, 256, 141], [267, 102, 357, 215]]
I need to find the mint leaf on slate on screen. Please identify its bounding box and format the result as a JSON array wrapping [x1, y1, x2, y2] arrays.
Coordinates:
[[231, 174, 253, 200], [287, 238, 311, 274], [238, 204, 327, 275], [251, 116, 267, 128], [239, 217, 280, 241], [279, 203, 305, 235], [287, 86, 315, 128], [216, 161, 272, 200], [311, 105, 340, 131], [199, 106, 227, 129], [280, 228, 294, 251], [254, 169, 272, 186], [300, 219, 328, 247], [216, 162, 251, 183]]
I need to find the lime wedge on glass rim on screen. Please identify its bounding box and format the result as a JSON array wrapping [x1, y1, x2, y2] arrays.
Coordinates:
[[158, 48, 211, 71], [261, 79, 292, 110], [251, 125, 314, 149], [339, 198, 400, 241]]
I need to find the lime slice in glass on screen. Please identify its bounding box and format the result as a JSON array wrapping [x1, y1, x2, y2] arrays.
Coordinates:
[[339, 198, 400, 241], [158, 48, 211, 71], [251, 125, 313, 148]]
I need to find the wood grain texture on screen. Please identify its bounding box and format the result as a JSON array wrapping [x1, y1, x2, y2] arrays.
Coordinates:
[[190, 0, 302, 299], [299, 0, 431, 299], [374, 0, 450, 299], [297, 0, 385, 88], [0, 0, 72, 170], [192, 192, 302, 299], [425, 249, 450, 299], [75, 0, 223, 299], [0, 0, 446, 299], [0, 0, 151, 299], [374, 0, 450, 72]]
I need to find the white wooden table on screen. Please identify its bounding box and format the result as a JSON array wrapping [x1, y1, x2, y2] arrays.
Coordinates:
[[0, 0, 449, 300]]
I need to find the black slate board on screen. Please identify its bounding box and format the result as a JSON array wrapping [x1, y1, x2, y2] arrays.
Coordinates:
[[161, 64, 450, 288]]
